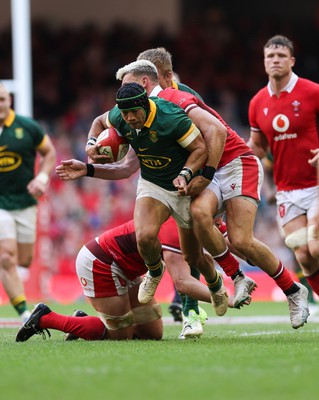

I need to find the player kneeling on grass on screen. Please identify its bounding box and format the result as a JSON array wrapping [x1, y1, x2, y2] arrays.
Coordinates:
[[16, 219, 165, 342], [16, 217, 251, 342]]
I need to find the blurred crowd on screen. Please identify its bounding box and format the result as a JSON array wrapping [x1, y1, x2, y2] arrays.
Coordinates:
[[1, 6, 319, 275]]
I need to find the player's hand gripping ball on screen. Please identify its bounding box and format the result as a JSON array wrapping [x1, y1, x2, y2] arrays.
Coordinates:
[[96, 127, 129, 162]]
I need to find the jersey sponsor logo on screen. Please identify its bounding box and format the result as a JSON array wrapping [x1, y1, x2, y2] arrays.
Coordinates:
[[149, 131, 158, 143], [138, 155, 171, 169], [273, 132, 297, 141], [80, 277, 88, 286], [263, 108, 268, 115], [272, 114, 289, 132], [0, 151, 22, 172]]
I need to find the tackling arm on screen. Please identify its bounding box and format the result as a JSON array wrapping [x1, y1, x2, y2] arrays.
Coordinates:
[[187, 107, 226, 196], [173, 126, 207, 196], [188, 107, 226, 169]]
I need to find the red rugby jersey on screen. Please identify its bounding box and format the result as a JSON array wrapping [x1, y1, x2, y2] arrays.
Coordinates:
[[158, 87, 251, 167], [249, 76, 319, 191]]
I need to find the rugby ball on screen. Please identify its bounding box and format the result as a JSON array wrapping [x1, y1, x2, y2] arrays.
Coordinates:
[[96, 127, 129, 162]]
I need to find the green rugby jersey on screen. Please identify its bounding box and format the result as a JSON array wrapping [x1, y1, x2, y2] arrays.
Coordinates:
[[0, 110, 46, 210], [108, 97, 198, 191]]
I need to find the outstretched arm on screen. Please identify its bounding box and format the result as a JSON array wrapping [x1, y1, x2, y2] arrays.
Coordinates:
[[56, 147, 140, 181]]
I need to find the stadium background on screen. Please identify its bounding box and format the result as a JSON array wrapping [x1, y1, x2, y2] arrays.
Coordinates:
[[0, 0, 319, 304]]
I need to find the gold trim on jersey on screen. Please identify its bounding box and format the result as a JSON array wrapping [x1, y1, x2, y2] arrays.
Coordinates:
[[4, 109, 15, 127], [177, 124, 200, 148], [143, 99, 156, 128], [36, 135, 48, 150], [171, 80, 178, 90]]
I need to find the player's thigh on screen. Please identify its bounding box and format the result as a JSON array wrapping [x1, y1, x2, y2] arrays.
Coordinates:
[[88, 293, 131, 316], [191, 184, 221, 217], [134, 197, 170, 237], [87, 293, 135, 339], [225, 196, 257, 244]]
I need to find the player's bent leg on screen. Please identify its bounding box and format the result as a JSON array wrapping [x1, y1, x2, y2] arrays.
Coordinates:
[[97, 310, 135, 339], [89, 295, 135, 340], [128, 283, 163, 340], [131, 303, 163, 340], [164, 250, 211, 303]]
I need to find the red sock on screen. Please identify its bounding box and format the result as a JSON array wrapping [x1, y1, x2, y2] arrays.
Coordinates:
[[39, 312, 106, 340], [306, 270, 319, 296], [213, 249, 240, 277], [271, 261, 295, 292]]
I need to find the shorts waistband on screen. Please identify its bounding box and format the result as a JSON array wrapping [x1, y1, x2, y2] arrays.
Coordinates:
[[85, 239, 113, 265]]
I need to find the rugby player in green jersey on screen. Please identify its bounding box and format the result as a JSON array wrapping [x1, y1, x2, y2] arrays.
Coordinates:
[[109, 82, 228, 313], [136, 48, 204, 322], [0, 82, 56, 321], [57, 82, 229, 321]]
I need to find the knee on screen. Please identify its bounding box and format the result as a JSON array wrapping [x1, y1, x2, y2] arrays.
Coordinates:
[[295, 246, 315, 270], [191, 206, 210, 225], [136, 228, 156, 249], [98, 310, 134, 340], [228, 234, 251, 255], [0, 251, 15, 271]]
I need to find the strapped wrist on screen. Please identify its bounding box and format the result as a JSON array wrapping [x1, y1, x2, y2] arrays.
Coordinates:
[[86, 163, 95, 177], [36, 172, 49, 185], [178, 167, 193, 184], [201, 166, 216, 181], [86, 137, 97, 147]]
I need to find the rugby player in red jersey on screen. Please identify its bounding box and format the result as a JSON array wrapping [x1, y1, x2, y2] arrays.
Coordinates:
[[16, 217, 241, 342], [248, 35, 319, 300]]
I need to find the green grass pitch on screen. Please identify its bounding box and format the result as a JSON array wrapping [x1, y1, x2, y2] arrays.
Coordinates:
[[1, 301, 318, 400]]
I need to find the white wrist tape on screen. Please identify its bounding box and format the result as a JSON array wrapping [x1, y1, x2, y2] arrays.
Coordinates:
[[36, 172, 49, 185]]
